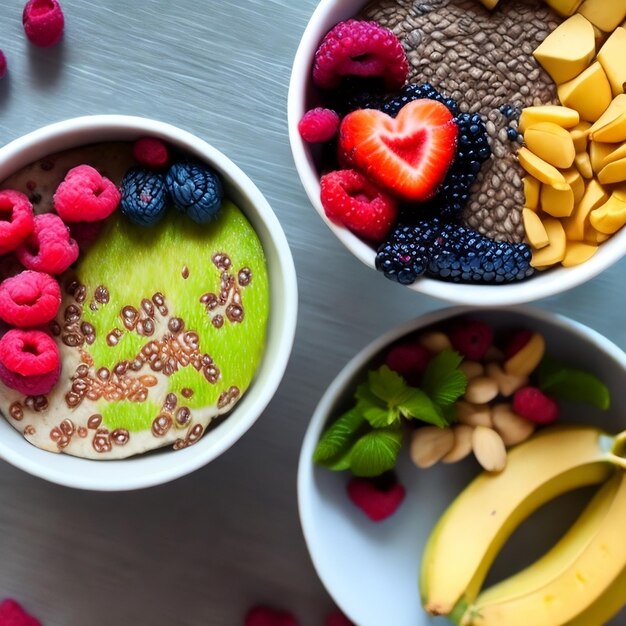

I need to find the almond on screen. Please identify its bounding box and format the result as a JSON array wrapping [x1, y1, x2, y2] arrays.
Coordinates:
[[455, 401, 493, 427], [419, 331, 452, 353], [472, 426, 507, 472], [485, 362, 528, 397], [464, 376, 499, 404], [492, 403, 536, 446], [442, 425, 474, 463], [459, 360, 484, 380], [410, 426, 455, 469]]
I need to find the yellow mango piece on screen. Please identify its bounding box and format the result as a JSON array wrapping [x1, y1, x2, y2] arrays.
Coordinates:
[[612, 182, 626, 202], [522, 175, 541, 211], [561, 241, 598, 267], [598, 156, 626, 184], [518, 106, 580, 133], [543, 0, 583, 16], [540, 183, 575, 217], [570, 121, 591, 152], [524, 122, 576, 168], [517, 147, 569, 188], [600, 141, 626, 168], [533, 14, 596, 85], [589, 192, 626, 233], [563, 167, 585, 203], [592, 25, 607, 50], [584, 224, 611, 243], [562, 178, 609, 239], [531, 217, 567, 267], [557, 61, 613, 122], [597, 28, 626, 96], [578, 0, 626, 32], [589, 140, 615, 173], [522, 208, 550, 248], [575, 151, 594, 178], [589, 94, 626, 142]]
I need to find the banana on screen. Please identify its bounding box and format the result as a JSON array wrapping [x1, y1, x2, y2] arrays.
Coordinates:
[[420, 425, 626, 617], [458, 471, 626, 625]]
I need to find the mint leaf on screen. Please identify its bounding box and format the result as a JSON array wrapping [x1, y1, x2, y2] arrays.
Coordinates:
[[354, 379, 399, 428], [397, 387, 448, 427], [368, 366, 411, 406], [537, 357, 611, 410], [422, 349, 468, 407], [313, 408, 365, 466], [349, 427, 403, 477]]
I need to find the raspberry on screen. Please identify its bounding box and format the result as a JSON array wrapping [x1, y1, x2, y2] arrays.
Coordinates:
[[53, 164, 121, 222], [0, 270, 61, 327], [320, 169, 397, 242], [120, 168, 168, 227], [449, 319, 494, 361], [165, 162, 224, 224], [0, 599, 42, 626], [68, 219, 106, 252], [22, 0, 64, 47], [298, 107, 340, 143], [245, 606, 299, 626], [385, 341, 431, 385], [347, 474, 406, 522], [0, 190, 35, 255], [0, 359, 60, 396], [0, 50, 7, 79], [132, 137, 170, 169], [512, 386, 560, 425], [0, 329, 59, 376], [15, 213, 79, 275], [504, 328, 533, 360], [325, 610, 355, 626], [313, 20, 408, 90]]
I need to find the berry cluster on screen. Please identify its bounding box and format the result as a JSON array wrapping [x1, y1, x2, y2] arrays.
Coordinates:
[[245, 605, 354, 626]]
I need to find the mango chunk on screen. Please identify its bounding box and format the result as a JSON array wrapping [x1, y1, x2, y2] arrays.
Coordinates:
[[531, 217, 567, 267], [562, 178, 609, 239], [522, 175, 541, 211], [589, 192, 626, 233], [600, 141, 626, 169], [592, 25, 607, 50], [578, 0, 626, 32], [524, 122, 576, 168], [563, 167, 585, 204], [561, 241, 598, 267], [589, 94, 626, 142], [597, 28, 626, 96], [584, 225, 611, 243], [570, 121, 591, 152], [575, 151, 594, 178], [589, 141, 615, 174], [540, 183, 575, 217], [518, 106, 579, 133], [598, 157, 626, 184], [557, 61, 613, 122], [517, 147, 569, 188], [522, 208, 550, 248], [543, 0, 583, 16], [533, 14, 596, 85]]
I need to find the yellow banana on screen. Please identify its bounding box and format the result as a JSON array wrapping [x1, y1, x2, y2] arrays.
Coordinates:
[[420, 425, 626, 617]]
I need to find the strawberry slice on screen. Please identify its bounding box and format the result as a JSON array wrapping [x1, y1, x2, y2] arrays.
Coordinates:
[[339, 99, 458, 202]]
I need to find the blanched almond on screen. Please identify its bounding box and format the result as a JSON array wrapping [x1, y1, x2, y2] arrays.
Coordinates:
[[419, 331, 452, 353], [464, 376, 499, 404], [459, 360, 484, 380], [455, 401, 493, 427], [410, 427, 455, 469], [485, 362, 528, 397], [472, 426, 507, 472], [442, 425, 474, 463], [492, 404, 536, 446]]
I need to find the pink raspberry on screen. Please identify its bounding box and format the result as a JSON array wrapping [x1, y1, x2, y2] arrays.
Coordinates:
[[449, 319, 494, 361], [347, 474, 406, 522], [53, 164, 121, 222], [0, 359, 60, 396], [0, 599, 42, 626], [0, 271, 61, 327], [15, 213, 79, 275], [313, 20, 408, 90], [22, 0, 64, 47], [245, 606, 299, 626], [0, 329, 59, 376], [504, 328, 533, 360], [385, 341, 431, 384], [298, 108, 340, 143], [0, 50, 7, 79], [325, 610, 355, 626], [0, 190, 35, 256], [512, 386, 559, 425], [68, 219, 106, 252], [132, 137, 170, 169]]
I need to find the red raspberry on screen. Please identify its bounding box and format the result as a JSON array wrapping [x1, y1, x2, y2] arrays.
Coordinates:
[[15, 213, 79, 275], [53, 164, 121, 222], [245, 606, 299, 626], [347, 474, 406, 522], [385, 341, 431, 385], [320, 169, 397, 242], [0, 599, 42, 626], [0, 271, 61, 327], [313, 20, 408, 90], [0, 50, 7, 79], [0, 190, 35, 255], [22, 0, 64, 47], [68, 219, 106, 252], [0, 329, 59, 376], [504, 328, 533, 360], [0, 358, 60, 396], [325, 610, 355, 626], [512, 386, 559, 425], [449, 319, 494, 361], [132, 137, 171, 169], [298, 108, 340, 143]]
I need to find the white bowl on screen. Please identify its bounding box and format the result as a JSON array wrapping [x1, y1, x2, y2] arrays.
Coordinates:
[[287, 0, 626, 306], [0, 115, 298, 491], [298, 306, 626, 626]]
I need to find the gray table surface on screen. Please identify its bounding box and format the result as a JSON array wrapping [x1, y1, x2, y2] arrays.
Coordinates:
[[1, 1, 626, 625]]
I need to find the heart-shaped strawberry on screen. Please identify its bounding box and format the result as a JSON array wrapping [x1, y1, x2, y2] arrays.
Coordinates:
[[339, 99, 458, 202], [347, 474, 406, 522]]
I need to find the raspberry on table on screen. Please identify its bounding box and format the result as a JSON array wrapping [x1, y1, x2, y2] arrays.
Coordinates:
[[0, 190, 35, 256], [0, 598, 42, 626], [0, 270, 61, 327], [132, 137, 171, 169], [320, 169, 397, 242], [347, 474, 406, 522], [298, 107, 340, 143], [53, 164, 121, 222], [165, 162, 224, 224], [449, 319, 494, 361], [15, 213, 79, 275], [313, 19, 408, 91], [513, 386, 559, 425], [120, 168, 168, 227], [245, 605, 299, 626], [22, 0, 64, 47]]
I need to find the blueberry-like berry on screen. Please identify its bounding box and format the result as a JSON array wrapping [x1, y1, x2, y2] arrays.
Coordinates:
[[382, 82, 460, 117], [330, 76, 387, 115], [165, 162, 224, 224], [507, 126, 520, 141], [120, 168, 168, 227]]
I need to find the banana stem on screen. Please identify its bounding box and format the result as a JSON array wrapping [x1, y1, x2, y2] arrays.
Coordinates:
[[611, 431, 626, 468]]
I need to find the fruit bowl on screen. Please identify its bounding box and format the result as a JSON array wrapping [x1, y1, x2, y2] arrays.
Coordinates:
[[298, 306, 626, 626], [288, 0, 626, 305], [0, 115, 297, 491]]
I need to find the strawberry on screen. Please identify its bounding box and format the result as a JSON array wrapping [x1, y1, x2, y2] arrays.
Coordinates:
[[338, 99, 458, 202], [347, 474, 406, 522]]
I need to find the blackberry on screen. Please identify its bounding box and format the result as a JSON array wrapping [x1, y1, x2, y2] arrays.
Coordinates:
[[382, 82, 459, 117], [329, 76, 387, 115], [166, 162, 224, 224], [120, 168, 168, 227]]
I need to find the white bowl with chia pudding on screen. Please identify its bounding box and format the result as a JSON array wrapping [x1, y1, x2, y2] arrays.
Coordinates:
[[288, 0, 626, 305], [0, 115, 297, 490]]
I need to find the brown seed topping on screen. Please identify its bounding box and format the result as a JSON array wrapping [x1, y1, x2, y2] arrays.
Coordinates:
[[24, 395, 49, 412], [212, 315, 224, 329], [93, 429, 112, 453], [60, 419, 75, 437], [121, 306, 139, 330], [139, 374, 158, 387], [65, 392, 81, 408], [152, 292, 165, 307], [97, 367, 110, 381], [64, 304, 82, 323], [74, 285, 87, 304], [137, 318, 155, 337], [113, 361, 129, 376], [78, 427, 88, 438], [106, 328, 123, 346], [23, 425, 35, 436], [65, 279, 79, 296], [81, 322, 95, 336], [163, 393, 177, 412], [141, 298, 155, 318], [111, 429, 130, 446], [168, 317, 184, 334], [181, 387, 194, 398], [62, 332, 84, 347], [49, 321, 61, 336], [76, 364, 89, 378], [212, 253, 231, 271], [9, 402, 23, 421], [181, 265, 189, 279], [94, 285, 110, 304], [152, 414, 172, 437], [238, 267, 252, 286], [226, 304, 243, 323], [175, 406, 191, 427], [88, 414, 103, 429]]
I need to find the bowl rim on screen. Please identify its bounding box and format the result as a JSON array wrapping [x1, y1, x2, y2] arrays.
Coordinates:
[[0, 114, 298, 491], [297, 304, 626, 621], [287, 0, 626, 306]]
